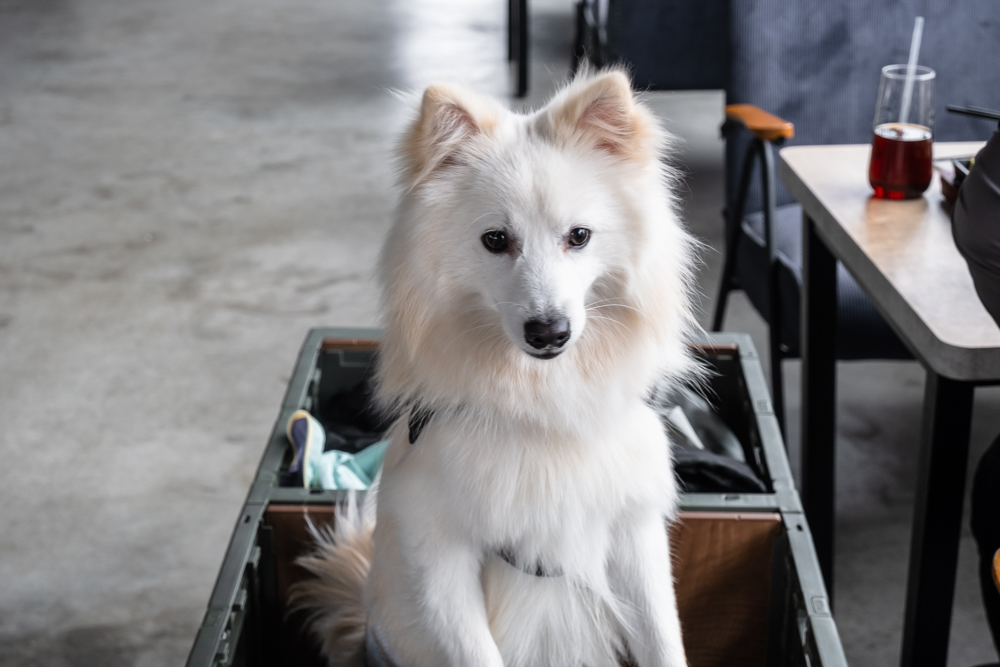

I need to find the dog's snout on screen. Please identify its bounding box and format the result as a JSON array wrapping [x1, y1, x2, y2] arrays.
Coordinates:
[[524, 318, 571, 350]]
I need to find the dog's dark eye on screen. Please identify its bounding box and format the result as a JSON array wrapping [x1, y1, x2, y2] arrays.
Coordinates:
[[481, 230, 509, 254], [568, 227, 590, 248]]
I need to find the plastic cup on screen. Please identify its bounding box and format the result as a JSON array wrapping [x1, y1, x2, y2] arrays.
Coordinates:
[[868, 64, 935, 199]]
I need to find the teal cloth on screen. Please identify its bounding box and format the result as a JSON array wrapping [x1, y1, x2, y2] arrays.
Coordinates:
[[307, 439, 389, 490], [287, 409, 389, 490]]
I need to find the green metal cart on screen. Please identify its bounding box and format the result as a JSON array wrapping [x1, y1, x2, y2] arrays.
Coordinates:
[[187, 328, 847, 667]]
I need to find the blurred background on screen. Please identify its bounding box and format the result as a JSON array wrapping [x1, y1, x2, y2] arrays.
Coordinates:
[[0, 0, 998, 664]]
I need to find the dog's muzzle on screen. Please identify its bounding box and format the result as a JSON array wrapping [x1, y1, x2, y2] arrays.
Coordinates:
[[523, 317, 570, 358]]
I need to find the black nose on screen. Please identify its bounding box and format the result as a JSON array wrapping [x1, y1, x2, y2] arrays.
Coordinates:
[[523, 318, 571, 350]]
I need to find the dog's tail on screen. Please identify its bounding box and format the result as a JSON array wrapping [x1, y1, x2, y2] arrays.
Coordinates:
[[288, 486, 377, 667]]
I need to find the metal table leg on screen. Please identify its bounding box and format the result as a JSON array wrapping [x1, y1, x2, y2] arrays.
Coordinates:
[[900, 373, 974, 667], [801, 212, 838, 599], [508, 0, 528, 97]]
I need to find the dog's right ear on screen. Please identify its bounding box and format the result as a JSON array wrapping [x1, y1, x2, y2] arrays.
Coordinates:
[[400, 84, 499, 187]]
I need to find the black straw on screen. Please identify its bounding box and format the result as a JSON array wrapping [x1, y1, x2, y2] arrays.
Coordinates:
[[947, 104, 1000, 130]]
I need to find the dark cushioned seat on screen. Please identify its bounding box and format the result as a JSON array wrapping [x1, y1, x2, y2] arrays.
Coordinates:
[[736, 203, 911, 360]]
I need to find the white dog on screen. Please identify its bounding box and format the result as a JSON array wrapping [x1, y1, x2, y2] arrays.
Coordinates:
[[291, 70, 698, 667]]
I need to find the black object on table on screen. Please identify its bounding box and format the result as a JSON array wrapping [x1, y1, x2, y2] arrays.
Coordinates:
[[951, 109, 1000, 325]]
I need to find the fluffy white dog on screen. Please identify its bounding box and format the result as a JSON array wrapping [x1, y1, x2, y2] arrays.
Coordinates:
[[292, 70, 698, 667]]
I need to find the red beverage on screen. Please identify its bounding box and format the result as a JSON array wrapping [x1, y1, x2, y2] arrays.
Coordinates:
[[868, 122, 933, 199]]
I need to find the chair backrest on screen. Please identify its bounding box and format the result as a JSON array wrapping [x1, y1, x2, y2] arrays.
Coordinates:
[[605, 0, 729, 91], [727, 0, 1000, 214]]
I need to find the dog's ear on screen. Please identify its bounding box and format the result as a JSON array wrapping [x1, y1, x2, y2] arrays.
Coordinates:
[[540, 70, 656, 160], [400, 84, 499, 187]]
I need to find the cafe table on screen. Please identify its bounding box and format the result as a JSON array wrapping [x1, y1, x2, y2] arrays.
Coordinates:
[[780, 142, 999, 667]]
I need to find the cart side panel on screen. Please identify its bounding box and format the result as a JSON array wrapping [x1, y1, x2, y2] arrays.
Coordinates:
[[673, 512, 783, 667], [265, 506, 783, 667]]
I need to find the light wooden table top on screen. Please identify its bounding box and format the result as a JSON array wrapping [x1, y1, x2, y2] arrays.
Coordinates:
[[780, 142, 1000, 382]]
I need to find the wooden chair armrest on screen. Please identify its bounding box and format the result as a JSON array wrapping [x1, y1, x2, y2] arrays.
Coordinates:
[[725, 104, 795, 142]]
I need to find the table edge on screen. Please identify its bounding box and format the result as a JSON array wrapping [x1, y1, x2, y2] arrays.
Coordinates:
[[779, 144, 1000, 383]]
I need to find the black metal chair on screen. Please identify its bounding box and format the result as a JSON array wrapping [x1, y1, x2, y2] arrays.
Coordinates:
[[711, 106, 917, 434]]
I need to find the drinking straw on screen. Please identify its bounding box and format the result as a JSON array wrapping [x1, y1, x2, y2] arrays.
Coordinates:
[[899, 16, 925, 126]]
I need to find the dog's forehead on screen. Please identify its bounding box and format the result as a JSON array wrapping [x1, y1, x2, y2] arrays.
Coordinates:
[[485, 131, 608, 230]]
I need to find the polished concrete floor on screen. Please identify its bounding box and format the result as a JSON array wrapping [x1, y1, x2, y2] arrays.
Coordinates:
[[0, 0, 998, 665]]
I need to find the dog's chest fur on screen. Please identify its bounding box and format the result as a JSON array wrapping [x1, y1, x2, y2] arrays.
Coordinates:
[[371, 398, 676, 666], [381, 396, 675, 574]]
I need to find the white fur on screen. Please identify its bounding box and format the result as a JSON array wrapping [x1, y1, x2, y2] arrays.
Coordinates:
[[292, 70, 699, 667]]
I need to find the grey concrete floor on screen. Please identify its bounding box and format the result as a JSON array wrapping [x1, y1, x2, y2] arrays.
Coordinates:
[[0, 0, 998, 665]]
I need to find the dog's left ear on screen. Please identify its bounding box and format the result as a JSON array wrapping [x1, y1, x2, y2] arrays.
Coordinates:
[[540, 70, 656, 161]]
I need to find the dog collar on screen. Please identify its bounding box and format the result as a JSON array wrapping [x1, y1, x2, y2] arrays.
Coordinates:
[[407, 405, 434, 444], [497, 547, 564, 578], [365, 623, 403, 667]]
